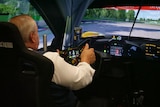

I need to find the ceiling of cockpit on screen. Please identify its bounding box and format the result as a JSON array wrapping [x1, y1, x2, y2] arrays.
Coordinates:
[[30, 0, 160, 49]]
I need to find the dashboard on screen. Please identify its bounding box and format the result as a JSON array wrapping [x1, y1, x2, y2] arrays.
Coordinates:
[[91, 35, 142, 59], [60, 35, 160, 66], [90, 35, 160, 61]]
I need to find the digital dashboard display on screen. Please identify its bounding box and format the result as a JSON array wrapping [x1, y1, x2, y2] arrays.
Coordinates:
[[110, 46, 123, 56], [145, 43, 160, 57], [60, 48, 81, 65], [68, 49, 80, 59]]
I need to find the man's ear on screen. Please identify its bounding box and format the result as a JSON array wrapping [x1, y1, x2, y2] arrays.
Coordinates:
[[29, 31, 36, 43]]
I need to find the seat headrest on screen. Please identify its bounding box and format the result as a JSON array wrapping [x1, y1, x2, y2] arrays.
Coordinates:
[[0, 22, 26, 51]]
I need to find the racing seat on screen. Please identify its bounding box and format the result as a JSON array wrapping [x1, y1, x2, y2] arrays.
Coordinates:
[[0, 22, 54, 107]]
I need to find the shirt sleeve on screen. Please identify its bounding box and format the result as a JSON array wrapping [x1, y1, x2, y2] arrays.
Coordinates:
[[43, 51, 95, 90]]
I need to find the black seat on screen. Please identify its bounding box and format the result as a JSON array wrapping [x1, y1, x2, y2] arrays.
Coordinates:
[[0, 22, 54, 107]]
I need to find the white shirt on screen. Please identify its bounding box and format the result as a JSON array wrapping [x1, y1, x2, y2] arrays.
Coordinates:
[[43, 51, 95, 90]]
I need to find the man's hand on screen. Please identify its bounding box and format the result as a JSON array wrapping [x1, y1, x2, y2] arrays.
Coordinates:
[[80, 43, 96, 64], [56, 49, 60, 54]]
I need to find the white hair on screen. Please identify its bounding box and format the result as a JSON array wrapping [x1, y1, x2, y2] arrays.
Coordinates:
[[9, 14, 37, 42]]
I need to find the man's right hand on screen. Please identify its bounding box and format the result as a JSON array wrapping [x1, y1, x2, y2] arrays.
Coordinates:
[[80, 43, 96, 64]]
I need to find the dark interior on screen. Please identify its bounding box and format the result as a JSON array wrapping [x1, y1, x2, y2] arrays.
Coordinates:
[[0, 22, 54, 107]]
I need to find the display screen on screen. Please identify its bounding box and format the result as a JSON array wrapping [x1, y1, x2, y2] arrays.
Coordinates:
[[110, 46, 123, 56], [68, 49, 80, 59], [145, 43, 160, 57]]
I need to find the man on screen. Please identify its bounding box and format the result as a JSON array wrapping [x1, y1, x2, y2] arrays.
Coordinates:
[[9, 14, 96, 107]]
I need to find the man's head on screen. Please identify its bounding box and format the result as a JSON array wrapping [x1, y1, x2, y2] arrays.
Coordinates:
[[9, 14, 39, 50]]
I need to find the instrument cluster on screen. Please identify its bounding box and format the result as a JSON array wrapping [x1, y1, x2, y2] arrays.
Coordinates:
[[92, 35, 143, 59]]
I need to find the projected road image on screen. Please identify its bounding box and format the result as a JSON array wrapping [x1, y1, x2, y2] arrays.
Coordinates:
[[81, 21, 160, 39]]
